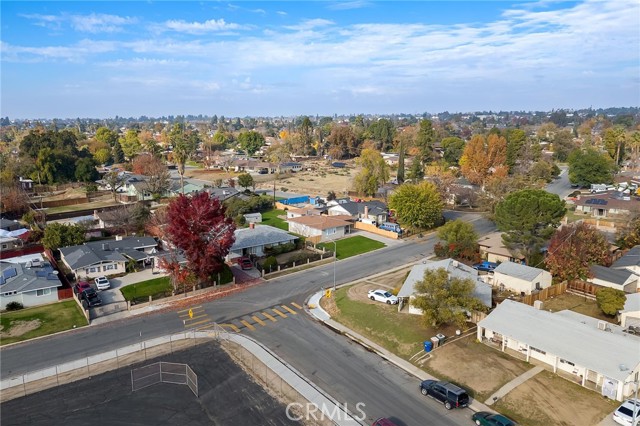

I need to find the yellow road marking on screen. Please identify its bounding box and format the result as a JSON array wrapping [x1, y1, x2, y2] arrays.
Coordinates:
[[252, 315, 266, 326], [220, 323, 240, 332], [177, 306, 202, 313], [281, 305, 297, 315], [240, 320, 256, 331], [272, 308, 287, 318], [186, 318, 211, 328], [182, 314, 208, 321], [291, 302, 303, 309], [262, 312, 277, 322]]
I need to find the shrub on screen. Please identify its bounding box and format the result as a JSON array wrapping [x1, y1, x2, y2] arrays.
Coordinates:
[[262, 256, 278, 272], [6, 301, 24, 311]]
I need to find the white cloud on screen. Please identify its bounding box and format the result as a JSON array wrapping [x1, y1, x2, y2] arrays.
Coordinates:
[[327, 1, 372, 11], [284, 18, 335, 31], [20, 12, 136, 33], [163, 18, 245, 34]]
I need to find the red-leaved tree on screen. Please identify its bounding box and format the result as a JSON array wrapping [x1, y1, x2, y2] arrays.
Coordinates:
[[164, 192, 236, 282], [544, 222, 610, 283]]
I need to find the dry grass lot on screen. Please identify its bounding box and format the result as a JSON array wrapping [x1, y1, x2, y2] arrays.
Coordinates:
[[494, 370, 618, 426], [541, 292, 617, 323], [423, 336, 533, 402]]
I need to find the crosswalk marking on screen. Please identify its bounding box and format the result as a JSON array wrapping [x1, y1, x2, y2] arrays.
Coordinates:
[[272, 308, 287, 318], [178, 306, 202, 314], [291, 302, 303, 309], [252, 315, 266, 326], [222, 323, 240, 332], [240, 320, 256, 331], [187, 318, 212, 328], [281, 305, 297, 315], [262, 312, 277, 322], [183, 313, 208, 321]]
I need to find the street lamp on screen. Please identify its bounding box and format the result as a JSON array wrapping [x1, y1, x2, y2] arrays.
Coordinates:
[[332, 239, 337, 292]]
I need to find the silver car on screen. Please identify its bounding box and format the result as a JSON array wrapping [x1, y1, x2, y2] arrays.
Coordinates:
[[613, 399, 640, 426], [94, 276, 111, 290]]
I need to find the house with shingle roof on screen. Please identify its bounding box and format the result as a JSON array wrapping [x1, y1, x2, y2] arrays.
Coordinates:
[[228, 225, 298, 258], [611, 245, 640, 275], [327, 200, 388, 224], [397, 258, 492, 315], [59, 236, 158, 279], [492, 261, 552, 295], [286, 215, 353, 243], [477, 232, 525, 264], [619, 293, 640, 328], [589, 264, 639, 293], [0, 255, 62, 309]]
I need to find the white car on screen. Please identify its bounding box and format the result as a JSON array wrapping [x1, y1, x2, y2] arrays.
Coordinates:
[[368, 289, 398, 305], [94, 276, 111, 290], [613, 399, 640, 426]]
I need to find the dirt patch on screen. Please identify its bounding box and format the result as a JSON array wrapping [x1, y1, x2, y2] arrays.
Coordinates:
[[424, 335, 532, 401], [0, 320, 41, 337], [345, 269, 412, 304], [494, 370, 618, 426]]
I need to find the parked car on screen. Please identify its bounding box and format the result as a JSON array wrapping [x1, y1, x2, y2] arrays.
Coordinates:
[[367, 289, 398, 305], [73, 281, 92, 295], [472, 261, 498, 272], [419, 380, 469, 410], [472, 411, 517, 426], [372, 419, 400, 426], [613, 399, 640, 426], [237, 256, 253, 270], [82, 288, 102, 307], [94, 276, 111, 290]]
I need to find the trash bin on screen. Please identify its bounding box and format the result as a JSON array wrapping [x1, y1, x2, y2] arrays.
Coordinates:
[[430, 336, 440, 349], [423, 341, 433, 352], [436, 333, 446, 345]]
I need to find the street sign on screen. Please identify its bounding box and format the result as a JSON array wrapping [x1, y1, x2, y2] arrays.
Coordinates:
[[325, 289, 332, 298], [188, 309, 193, 319]]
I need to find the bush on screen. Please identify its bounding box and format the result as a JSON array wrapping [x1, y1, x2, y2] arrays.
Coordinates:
[[262, 256, 278, 273], [6, 301, 24, 311]]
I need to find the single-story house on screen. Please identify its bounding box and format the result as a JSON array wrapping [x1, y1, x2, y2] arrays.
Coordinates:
[[589, 264, 639, 293], [574, 193, 640, 219], [611, 245, 640, 275], [19, 177, 34, 191], [477, 299, 640, 401], [477, 232, 525, 264], [60, 236, 158, 279], [286, 207, 323, 219], [227, 225, 298, 258], [327, 201, 388, 224], [0, 221, 30, 251], [286, 215, 353, 243], [203, 187, 245, 202], [491, 261, 552, 295], [168, 179, 204, 196], [0, 255, 62, 309], [619, 293, 640, 328], [279, 162, 303, 173], [0, 236, 24, 251], [397, 258, 492, 315]]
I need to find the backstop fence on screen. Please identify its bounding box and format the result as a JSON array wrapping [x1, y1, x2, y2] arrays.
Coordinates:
[[131, 361, 198, 397]]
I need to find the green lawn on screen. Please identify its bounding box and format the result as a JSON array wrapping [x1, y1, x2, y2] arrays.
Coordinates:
[[260, 209, 289, 231], [318, 235, 386, 259], [120, 277, 172, 301], [542, 293, 616, 323], [330, 287, 431, 358], [0, 300, 88, 345]]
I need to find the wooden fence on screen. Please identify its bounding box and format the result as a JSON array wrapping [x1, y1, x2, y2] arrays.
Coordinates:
[[567, 280, 600, 296], [520, 281, 568, 306]]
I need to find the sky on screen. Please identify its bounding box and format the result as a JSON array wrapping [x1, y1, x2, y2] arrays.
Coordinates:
[[1, 1, 639, 119]]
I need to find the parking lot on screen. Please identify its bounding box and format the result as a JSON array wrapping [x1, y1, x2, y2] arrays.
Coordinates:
[[0, 341, 301, 426]]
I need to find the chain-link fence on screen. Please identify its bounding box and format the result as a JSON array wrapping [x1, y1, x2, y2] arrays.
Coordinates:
[[131, 361, 198, 397]]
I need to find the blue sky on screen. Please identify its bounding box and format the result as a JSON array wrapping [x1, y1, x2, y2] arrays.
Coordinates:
[[1, 1, 638, 119]]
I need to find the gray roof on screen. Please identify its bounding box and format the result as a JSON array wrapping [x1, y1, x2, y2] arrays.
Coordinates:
[[398, 258, 492, 307], [230, 225, 297, 251], [0, 218, 23, 231], [0, 259, 62, 293], [59, 237, 157, 270], [612, 246, 640, 269], [478, 299, 640, 382], [590, 264, 636, 286], [332, 201, 387, 217], [494, 261, 544, 282]]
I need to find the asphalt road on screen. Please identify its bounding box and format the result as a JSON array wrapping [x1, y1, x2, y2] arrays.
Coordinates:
[[546, 165, 573, 199], [1, 212, 495, 426]]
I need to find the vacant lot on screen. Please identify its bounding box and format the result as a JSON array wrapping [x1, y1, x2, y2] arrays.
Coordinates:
[[256, 162, 357, 198], [317, 235, 386, 259], [494, 370, 618, 426], [121, 276, 172, 301], [0, 300, 88, 345]]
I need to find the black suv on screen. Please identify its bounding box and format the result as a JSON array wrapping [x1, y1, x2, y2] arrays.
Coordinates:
[[82, 288, 102, 307], [419, 380, 469, 410]]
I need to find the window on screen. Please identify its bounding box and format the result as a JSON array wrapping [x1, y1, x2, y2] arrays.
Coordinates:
[[103, 264, 115, 271], [1, 244, 7, 249], [535, 282, 541, 290], [87, 267, 98, 273], [560, 359, 575, 366], [531, 346, 546, 355], [36, 288, 51, 296]]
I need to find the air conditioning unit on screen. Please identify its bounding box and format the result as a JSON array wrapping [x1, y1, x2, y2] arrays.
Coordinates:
[[597, 320, 607, 331]]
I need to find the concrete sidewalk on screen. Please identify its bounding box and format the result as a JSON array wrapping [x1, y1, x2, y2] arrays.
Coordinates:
[[484, 366, 544, 405], [307, 289, 497, 415]]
